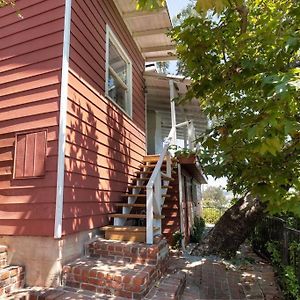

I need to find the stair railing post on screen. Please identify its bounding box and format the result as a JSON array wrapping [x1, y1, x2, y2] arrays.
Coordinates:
[[154, 172, 162, 234], [166, 152, 172, 178], [169, 80, 177, 145], [146, 186, 154, 244], [188, 120, 195, 150]]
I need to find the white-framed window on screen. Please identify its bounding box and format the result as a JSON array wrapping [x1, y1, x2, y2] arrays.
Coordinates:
[[105, 25, 132, 117]]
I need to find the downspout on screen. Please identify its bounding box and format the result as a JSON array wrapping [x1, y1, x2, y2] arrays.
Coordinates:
[[54, 0, 72, 239]]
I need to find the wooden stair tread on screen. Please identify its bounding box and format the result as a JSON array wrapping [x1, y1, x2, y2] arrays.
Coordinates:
[[110, 214, 165, 219], [161, 174, 174, 181], [100, 226, 160, 232], [114, 203, 146, 208], [111, 213, 146, 219], [101, 226, 146, 232], [136, 170, 176, 175], [143, 155, 178, 163], [128, 185, 173, 189], [122, 193, 171, 198], [131, 175, 174, 182]]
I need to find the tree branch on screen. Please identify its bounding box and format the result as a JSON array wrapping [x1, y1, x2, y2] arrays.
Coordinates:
[[236, 3, 249, 34]]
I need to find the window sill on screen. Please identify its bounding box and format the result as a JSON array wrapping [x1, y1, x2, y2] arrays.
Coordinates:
[[105, 93, 133, 120]]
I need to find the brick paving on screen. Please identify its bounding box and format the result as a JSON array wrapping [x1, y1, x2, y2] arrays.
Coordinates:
[[168, 244, 283, 300], [4, 240, 283, 300]]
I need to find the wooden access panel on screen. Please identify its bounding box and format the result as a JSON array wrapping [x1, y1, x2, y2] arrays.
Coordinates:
[[14, 131, 47, 179]]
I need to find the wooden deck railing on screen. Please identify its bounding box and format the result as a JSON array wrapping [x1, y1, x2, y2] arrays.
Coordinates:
[[146, 121, 197, 244]]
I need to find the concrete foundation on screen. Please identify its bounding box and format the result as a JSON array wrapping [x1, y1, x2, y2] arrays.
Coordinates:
[[0, 228, 100, 287]]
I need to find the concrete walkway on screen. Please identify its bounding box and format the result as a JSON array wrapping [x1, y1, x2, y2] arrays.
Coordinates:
[[169, 244, 283, 300]]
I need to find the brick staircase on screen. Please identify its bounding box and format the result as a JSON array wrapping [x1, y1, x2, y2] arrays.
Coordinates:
[[101, 155, 176, 243], [28, 236, 186, 299], [0, 245, 25, 298], [62, 236, 169, 298]]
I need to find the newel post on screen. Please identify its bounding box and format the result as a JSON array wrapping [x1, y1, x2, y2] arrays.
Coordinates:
[[146, 187, 154, 244]]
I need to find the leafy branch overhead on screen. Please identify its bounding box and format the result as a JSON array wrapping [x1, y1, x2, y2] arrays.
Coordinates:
[[136, 0, 234, 12], [174, 0, 300, 215], [138, 0, 300, 216]]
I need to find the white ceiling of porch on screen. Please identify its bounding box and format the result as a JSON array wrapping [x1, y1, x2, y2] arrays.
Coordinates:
[[113, 0, 176, 62], [145, 71, 208, 139]]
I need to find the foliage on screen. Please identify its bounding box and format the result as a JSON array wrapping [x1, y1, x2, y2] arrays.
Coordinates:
[[136, 0, 231, 12], [156, 61, 170, 74], [202, 207, 222, 224], [0, 0, 22, 18], [171, 0, 300, 216], [0, 0, 14, 8], [267, 241, 300, 299], [202, 185, 228, 208], [190, 216, 205, 242], [170, 145, 196, 158], [136, 0, 166, 10], [171, 230, 184, 249]]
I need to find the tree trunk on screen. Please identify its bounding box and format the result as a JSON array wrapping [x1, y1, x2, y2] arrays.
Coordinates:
[[192, 195, 265, 258]]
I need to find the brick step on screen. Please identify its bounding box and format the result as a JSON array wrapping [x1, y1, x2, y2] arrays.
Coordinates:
[[14, 287, 129, 300], [0, 245, 8, 269], [145, 271, 186, 299], [62, 256, 159, 299], [88, 237, 168, 266], [0, 265, 25, 298]]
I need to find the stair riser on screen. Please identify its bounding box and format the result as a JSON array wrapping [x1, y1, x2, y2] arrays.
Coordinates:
[[0, 266, 25, 298], [0, 249, 8, 269], [88, 238, 169, 267], [63, 265, 160, 299]]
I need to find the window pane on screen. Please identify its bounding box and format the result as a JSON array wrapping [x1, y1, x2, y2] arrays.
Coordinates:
[[109, 41, 127, 84], [108, 70, 128, 111]]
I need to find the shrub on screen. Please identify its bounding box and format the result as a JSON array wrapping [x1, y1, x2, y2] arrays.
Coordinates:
[[202, 207, 222, 224], [190, 216, 205, 243], [171, 231, 184, 249]]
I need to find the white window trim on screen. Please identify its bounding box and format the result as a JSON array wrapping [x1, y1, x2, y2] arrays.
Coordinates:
[[105, 25, 133, 118]]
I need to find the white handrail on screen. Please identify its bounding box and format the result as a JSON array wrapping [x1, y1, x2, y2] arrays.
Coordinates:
[[146, 128, 174, 244], [146, 120, 198, 244]]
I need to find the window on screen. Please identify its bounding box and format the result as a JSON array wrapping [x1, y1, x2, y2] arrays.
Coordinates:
[[105, 25, 132, 117], [14, 130, 47, 179]]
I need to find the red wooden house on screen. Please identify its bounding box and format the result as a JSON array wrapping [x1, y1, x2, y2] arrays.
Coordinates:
[[0, 0, 207, 293]]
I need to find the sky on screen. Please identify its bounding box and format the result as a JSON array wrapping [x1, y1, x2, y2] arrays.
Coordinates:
[[166, 0, 189, 74], [166, 0, 228, 189], [166, 0, 189, 20]]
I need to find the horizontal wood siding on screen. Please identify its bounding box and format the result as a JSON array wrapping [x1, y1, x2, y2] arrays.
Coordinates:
[[0, 0, 65, 236], [64, 0, 146, 235]]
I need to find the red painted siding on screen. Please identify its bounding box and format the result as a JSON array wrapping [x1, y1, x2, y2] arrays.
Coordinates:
[[63, 0, 146, 235], [0, 0, 65, 236]]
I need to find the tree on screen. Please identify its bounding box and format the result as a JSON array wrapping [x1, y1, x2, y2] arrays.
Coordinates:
[[138, 0, 300, 257], [202, 186, 228, 208], [156, 61, 170, 74], [175, 0, 299, 257]]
